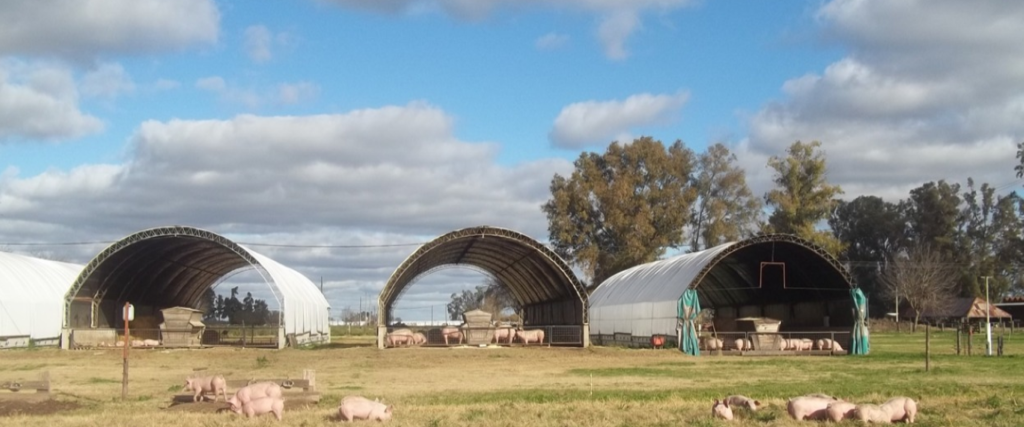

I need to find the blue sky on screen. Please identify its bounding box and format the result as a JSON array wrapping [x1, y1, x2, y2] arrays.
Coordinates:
[[2, 0, 1022, 321]]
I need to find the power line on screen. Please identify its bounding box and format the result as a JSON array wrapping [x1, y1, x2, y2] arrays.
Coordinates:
[[0, 240, 426, 248]]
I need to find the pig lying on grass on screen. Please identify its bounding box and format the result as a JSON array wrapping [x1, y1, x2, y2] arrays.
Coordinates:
[[787, 394, 841, 420], [724, 395, 760, 411]]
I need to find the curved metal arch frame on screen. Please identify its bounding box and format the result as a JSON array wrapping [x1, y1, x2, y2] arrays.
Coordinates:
[[62, 225, 283, 328], [378, 226, 588, 326], [686, 233, 854, 292]]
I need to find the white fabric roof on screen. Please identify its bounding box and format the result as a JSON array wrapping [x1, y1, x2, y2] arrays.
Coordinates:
[[590, 242, 736, 308], [243, 246, 331, 341], [0, 251, 82, 340]]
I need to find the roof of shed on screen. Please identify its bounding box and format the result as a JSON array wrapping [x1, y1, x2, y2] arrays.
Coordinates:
[[378, 226, 587, 320], [590, 234, 854, 309]]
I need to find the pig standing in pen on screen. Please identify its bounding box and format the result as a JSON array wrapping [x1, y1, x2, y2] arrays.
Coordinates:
[[228, 381, 283, 411], [493, 326, 516, 344], [234, 396, 285, 421], [441, 326, 463, 345], [338, 395, 393, 422], [184, 375, 228, 402], [515, 328, 545, 345]]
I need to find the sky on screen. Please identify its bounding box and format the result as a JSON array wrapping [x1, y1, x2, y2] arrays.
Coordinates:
[[1, 0, 1023, 322]]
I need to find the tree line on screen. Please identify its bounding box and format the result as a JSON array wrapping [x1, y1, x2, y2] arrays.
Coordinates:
[[201, 287, 274, 325], [540, 138, 1024, 318]]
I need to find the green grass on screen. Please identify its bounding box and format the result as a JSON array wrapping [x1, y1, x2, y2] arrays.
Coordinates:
[[2, 330, 1023, 426]]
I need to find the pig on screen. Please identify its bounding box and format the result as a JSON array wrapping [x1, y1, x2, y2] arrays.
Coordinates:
[[777, 338, 788, 351], [386, 333, 412, 348], [493, 327, 516, 344], [787, 394, 840, 420], [233, 396, 284, 421], [228, 381, 283, 410], [704, 337, 723, 350], [814, 339, 826, 350], [441, 326, 464, 345], [724, 395, 760, 411], [515, 329, 545, 345], [410, 332, 427, 346], [711, 399, 734, 421], [142, 339, 160, 346], [743, 339, 753, 350], [853, 403, 891, 423], [184, 375, 228, 402], [826, 401, 857, 422], [732, 338, 745, 351], [881, 396, 917, 423], [338, 395, 393, 422]]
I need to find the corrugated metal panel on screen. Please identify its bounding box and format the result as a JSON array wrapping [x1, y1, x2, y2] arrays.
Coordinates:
[[0, 251, 83, 340]]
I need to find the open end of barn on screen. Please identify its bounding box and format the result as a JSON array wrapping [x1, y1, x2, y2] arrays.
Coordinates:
[[377, 226, 589, 348], [589, 234, 867, 355], [60, 226, 330, 349]]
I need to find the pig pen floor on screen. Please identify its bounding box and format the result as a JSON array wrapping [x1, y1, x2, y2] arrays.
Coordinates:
[[0, 398, 80, 417]]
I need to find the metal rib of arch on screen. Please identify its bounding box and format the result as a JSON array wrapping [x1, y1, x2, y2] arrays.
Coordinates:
[[378, 226, 588, 325]]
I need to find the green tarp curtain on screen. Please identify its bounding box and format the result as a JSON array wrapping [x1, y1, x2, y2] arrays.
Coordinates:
[[677, 289, 701, 356], [849, 288, 870, 355]]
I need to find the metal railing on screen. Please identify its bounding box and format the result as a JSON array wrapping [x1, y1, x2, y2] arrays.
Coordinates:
[[384, 324, 583, 347]]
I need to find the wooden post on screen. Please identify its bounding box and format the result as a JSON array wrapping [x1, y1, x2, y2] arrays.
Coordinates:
[[925, 323, 931, 372], [956, 326, 961, 356], [967, 321, 973, 356]]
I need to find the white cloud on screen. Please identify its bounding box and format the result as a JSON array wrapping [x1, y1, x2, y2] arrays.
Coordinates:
[[244, 25, 273, 63], [0, 103, 571, 317], [549, 91, 689, 148], [596, 9, 640, 60], [535, 32, 570, 50], [322, 0, 695, 60], [277, 82, 320, 105], [153, 79, 181, 91], [80, 62, 135, 99], [0, 60, 104, 142], [195, 76, 226, 92], [0, 0, 219, 59], [737, 0, 1024, 202]]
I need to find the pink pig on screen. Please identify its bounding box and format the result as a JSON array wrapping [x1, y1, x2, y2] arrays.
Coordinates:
[[493, 327, 516, 344], [184, 375, 228, 402], [228, 381, 283, 410], [338, 395, 393, 422], [711, 399, 733, 421], [881, 396, 917, 423], [853, 403, 891, 423], [515, 329, 545, 345], [826, 401, 857, 422], [410, 332, 427, 346], [724, 395, 760, 411], [441, 326, 463, 345], [234, 396, 284, 421], [787, 395, 840, 420]]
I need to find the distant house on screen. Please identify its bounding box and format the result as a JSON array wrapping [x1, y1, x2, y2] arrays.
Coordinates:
[[902, 297, 1012, 324], [996, 296, 1024, 324]]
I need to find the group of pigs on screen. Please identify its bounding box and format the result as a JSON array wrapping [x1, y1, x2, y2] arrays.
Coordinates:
[[701, 336, 844, 352], [184, 375, 393, 422], [712, 393, 917, 423], [385, 326, 545, 347]]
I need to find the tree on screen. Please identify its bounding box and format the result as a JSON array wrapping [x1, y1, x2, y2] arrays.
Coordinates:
[[879, 245, 957, 332], [829, 195, 908, 315], [763, 141, 845, 255], [543, 137, 697, 285], [905, 180, 961, 257], [688, 143, 762, 251], [200, 288, 218, 322], [446, 277, 518, 321], [958, 181, 1024, 298], [1015, 141, 1024, 179]]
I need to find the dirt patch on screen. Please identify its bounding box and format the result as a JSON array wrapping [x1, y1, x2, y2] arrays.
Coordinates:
[[0, 398, 81, 417], [165, 400, 232, 413]]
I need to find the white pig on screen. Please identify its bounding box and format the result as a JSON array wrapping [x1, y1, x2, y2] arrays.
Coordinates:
[[724, 395, 760, 411], [826, 401, 857, 422], [228, 381, 283, 410], [234, 396, 284, 421], [853, 403, 891, 423], [515, 329, 545, 345], [711, 399, 733, 421], [441, 326, 464, 345], [338, 395, 393, 422], [184, 375, 228, 402], [787, 395, 840, 420], [410, 332, 427, 346], [881, 396, 917, 423], [493, 327, 516, 344]]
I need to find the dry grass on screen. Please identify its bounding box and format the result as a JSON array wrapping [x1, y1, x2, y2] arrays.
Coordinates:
[[0, 331, 1022, 426]]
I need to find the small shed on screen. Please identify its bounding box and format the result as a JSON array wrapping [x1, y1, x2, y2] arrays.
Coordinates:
[[902, 298, 1012, 323], [159, 307, 205, 347]]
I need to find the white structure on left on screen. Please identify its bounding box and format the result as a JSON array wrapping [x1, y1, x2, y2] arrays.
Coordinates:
[[0, 251, 83, 348]]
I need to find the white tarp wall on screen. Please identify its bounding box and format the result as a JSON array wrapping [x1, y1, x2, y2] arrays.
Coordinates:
[[243, 246, 331, 345], [0, 251, 83, 345], [589, 242, 736, 337]]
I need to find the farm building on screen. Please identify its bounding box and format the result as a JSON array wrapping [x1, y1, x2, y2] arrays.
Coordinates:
[[588, 234, 868, 355], [61, 226, 330, 349], [903, 297, 1013, 324], [378, 226, 589, 348], [996, 296, 1024, 325], [0, 251, 84, 347]]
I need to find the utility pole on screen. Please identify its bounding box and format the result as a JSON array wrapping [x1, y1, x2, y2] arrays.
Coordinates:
[[983, 276, 993, 356]]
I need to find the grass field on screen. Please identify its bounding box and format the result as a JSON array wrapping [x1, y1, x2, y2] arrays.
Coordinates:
[[1, 330, 1022, 426]]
